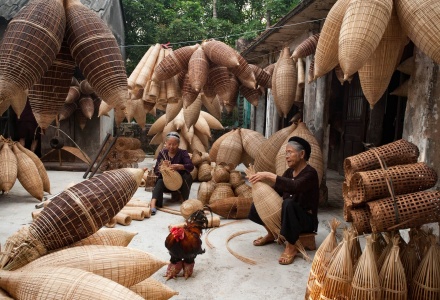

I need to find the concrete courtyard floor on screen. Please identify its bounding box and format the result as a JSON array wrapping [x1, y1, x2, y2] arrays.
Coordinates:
[[0, 157, 349, 300]]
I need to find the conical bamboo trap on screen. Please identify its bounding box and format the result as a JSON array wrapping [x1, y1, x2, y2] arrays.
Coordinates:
[[72, 228, 138, 247]]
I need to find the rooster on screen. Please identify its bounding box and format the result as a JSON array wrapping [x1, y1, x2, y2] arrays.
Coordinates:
[[164, 209, 209, 280]]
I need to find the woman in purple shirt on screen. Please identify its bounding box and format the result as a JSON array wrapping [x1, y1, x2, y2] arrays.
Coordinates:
[[150, 132, 194, 215]]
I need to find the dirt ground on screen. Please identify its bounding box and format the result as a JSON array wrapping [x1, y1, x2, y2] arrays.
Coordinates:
[[0, 157, 349, 300]]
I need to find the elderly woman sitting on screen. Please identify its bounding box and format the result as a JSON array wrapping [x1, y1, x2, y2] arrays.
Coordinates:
[[247, 136, 319, 265], [150, 132, 194, 215]]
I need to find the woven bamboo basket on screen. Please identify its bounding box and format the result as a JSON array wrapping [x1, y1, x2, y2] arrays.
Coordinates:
[[255, 122, 297, 173], [76, 109, 88, 130], [121, 208, 145, 221], [12, 144, 43, 201], [127, 45, 153, 89], [339, 0, 393, 79], [305, 219, 340, 300], [411, 235, 440, 299], [194, 115, 211, 138], [390, 79, 409, 97], [183, 94, 202, 128], [115, 137, 141, 151], [209, 64, 232, 104], [165, 100, 183, 125], [58, 102, 78, 121], [208, 197, 253, 219], [209, 130, 234, 161], [291, 33, 320, 60], [121, 149, 145, 163], [0, 226, 30, 270], [197, 180, 216, 204], [314, 0, 350, 79], [153, 44, 199, 81], [132, 99, 147, 129], [180, 199, 204, 219], [209, 183, 235, 204], [199, 110, 223, 130], [379, 236, 407, 299], [202, 40, 239, 68], [239, 85, 262, 107], [240, 128, 266, 160], [0, 267, 145, 300], [272, 47, 297, 118], [351, 235, 381, 299], [29, 41, 75, 130], [395, 0, 440, 64], [0, 288, 12, 299], [188, 47, 209, 92], [319, 230, 353, 300], [105, 217, 117, 228], [79, 80, 94, 95], [116, 212, 132, 226], [0, 0, 65, 117], [371, 232, 388, 264], [130, 277, 179, 300], [201, 93, 221, 121], [396, 56, 414, 75], [401, 232, 422, 293], [248, 64, 272, 88], [348, 162, 438, 205], [159, 165, 183, 191], [343, 181, 353, 222], [216, 129, 243, 168], [229, 53, 257, 89], [191, 150, 204, 166], [0, 168, 143, 270], [244, 165, 282, 238], [65, 0, 128, 110], [344, 139, 419, 182], [191, 133, 207, 153], [0, 143, 17, 193], [297, 58, 305, 87], [72, 228, 137, 247], [136, 44, 161, 88], [197, 161, 213, 182], [79, 96, 94, 119], [65, 86, 81, 104], [212, 164, 231, 183], [359, 7, 407, 108], [350, 206, 372, 234], [147, 114, 167, 136], [16, 142, 50, 194], [368, 191, 440, 232], [23, 245, 167, 288], [229, 170, 243, 188]]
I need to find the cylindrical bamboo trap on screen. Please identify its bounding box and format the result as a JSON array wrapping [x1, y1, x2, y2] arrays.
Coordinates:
[[120, 208, 145, 221], [291, 33, 320, 61], [350, 206, 372, 234], [116, 212, 132, 225]]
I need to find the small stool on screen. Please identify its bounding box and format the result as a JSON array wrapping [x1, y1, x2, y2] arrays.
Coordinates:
[[299, 233, 317, 251]]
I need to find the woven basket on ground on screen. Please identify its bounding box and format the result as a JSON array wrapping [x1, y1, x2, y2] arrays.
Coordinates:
[[344, 139, 419, 182], [144, 169, 157, 192], [197, 161, 213, 182], [351, 235, 381, 300], [16, 142, 50, 194], [209, 183, 235, 204], [348, 227, 362, 267], [368, 190, 440, 232], [291, 33, 320, 61], [314, 0, 351, 79], [190, 166, 198, 181], [72, 228, 137, 247], [350, 206, 372, 234], [209, 129, 234, 162], [319, 230, 353, 300], [29, 41, 75, 130], [201, 40, 239, 68], [191, 150, 204, 166], [0, 267, 144, 300], [216, 129, 243, 168], [65, 0, 128, 110], [153, 44, 199, 82], [306, 219, 340, 300], [22, 245, 167, 288], [0, 143, 17, 193], [0, 169, 143, 271], [272, 47, 297, 118], [411, 235, 440, 299], [129, 277, 179, 300], [208, 197, 253, 219], [159, 165, 183, 191], [115, 137, 142, 151], [197, 181, 216, 205], [358, 7, 407, 108], [395, 0, 440, 65], [234, 181, 253, 198], [0, 0, 65, 117], [254, 122, 297, 173], [229, 170, 243, 188], [240, 128, 266, 160], [348, 162, 438, 205], [180, 199, 204, 219], [339, 0, 393, 79], [12, 144, 43, 201], [379, 236, 407, 299], [371, 232, 388, 264], [212, 164, 230, 183]]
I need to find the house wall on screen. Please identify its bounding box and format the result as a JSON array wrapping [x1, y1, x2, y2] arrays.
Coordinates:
[[403, 48, 440, 188]]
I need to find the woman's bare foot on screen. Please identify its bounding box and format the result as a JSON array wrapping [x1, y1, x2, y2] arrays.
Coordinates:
[[253, 234, 275, 246], [279, 243, 298, 265]]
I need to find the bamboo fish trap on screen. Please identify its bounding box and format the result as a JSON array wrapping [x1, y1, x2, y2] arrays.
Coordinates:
[[0, 168, 143, 270], [22, 245, 167, 288], [208, 197, 253, 219], [0, 0, 65, 117], [72, 228, 138, 247], [272, 47, 297, 118], [379, 236, 407, 299], [0, 267, 145, 300], [0, 143, 17, 193], [201, 40, 239, 68], [65, 0, 128, 110], [129, 277, 179, 300], [159, 164, 183, 191]]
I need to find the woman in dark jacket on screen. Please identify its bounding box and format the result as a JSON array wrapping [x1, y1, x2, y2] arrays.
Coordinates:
[[150, 132, 194, 215], [247, 136, 319, 265]]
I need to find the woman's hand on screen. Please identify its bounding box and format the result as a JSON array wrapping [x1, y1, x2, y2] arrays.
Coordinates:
[[169, 164, 183, 171], [247, 171, 277, 184]]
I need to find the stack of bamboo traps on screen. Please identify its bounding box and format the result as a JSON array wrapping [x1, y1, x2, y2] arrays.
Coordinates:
[[97, 137, 145, 172], [342, 139, 440, 234]]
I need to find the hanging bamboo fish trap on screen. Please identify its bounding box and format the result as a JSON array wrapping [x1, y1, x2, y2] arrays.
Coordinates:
[[239, 129, 266, 161], [209, 130, 235, 162], [153, 44, 199, 81], [248, 64, 272, 88], [188, 47, 209, 92], [229, 53, 257, 89], [183, 94, 202, 128], [272, 47, 297, 118], [216, 129, 243, 168], [201, 40, 239, 68], [291, 33, 320, 61]]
